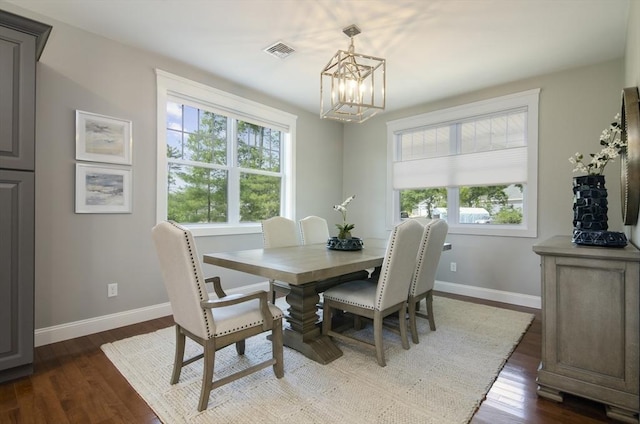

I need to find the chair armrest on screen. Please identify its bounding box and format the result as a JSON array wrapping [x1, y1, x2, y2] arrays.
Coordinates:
[[201, 290, 273, 330], [205, 276, 227, 298]]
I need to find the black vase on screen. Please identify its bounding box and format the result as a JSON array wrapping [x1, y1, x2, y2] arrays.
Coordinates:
[[572, 174, 608, 231], [571, 175, 627, 247]]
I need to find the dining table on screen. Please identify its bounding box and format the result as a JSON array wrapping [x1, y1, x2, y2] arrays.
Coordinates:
[[203, 239, 451, 364]]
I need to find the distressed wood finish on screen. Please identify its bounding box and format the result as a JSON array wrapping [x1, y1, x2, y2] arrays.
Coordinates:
[[204, 242, 386, 364], [534, 236, 640, 423], [204, 243, 387, 285]]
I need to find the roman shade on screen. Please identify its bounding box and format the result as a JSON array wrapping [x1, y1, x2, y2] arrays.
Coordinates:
[[392, 145, 527, 189]]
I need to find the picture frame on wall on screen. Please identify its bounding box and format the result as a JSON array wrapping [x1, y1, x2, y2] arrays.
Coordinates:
[[76, 110, 132, 165], [75, 163, 132, 213]]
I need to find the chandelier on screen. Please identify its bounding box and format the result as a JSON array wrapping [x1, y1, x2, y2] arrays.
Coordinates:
[[320, 24, 386, 123]]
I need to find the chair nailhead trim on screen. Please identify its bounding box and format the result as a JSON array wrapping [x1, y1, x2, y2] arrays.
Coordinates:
[[214, 320, 263, 336], [375, 225, 398, 310], [168, 221, 214, 338], [324, 297, 373, 310], [410, 224, 431, 294]]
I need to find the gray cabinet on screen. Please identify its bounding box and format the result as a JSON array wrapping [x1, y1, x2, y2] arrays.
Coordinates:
[[533, 236, 639, 423], [0, 170, 35, 381], [0, 9, 50, 383]]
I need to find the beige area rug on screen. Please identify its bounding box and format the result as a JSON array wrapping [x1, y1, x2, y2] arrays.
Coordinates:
[[101, 296, 533, 424]]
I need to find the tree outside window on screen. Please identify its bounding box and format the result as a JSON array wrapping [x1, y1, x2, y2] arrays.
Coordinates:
[[400, 184, 523, 224], [166, 103, 284, 224]]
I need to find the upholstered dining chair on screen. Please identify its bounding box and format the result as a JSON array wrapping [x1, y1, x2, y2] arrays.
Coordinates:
[[408, 218, 448, 344], [299, 215, 330, 245], [262, 216, 299, 303], [152, 221, 284, 412], [322, 219, 423, 366], [410, 216, 433, 226]]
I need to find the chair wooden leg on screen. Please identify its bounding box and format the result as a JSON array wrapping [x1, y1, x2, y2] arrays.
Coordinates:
[[198, 339, 216, 412], [171, 324, 186, 384], [398, 304, 410, 350], [373, 311, 386, 367], [426, 291, 436, 331], [408, 298, 419, 344], [235, 340, 245, 355], [272, 317, 284, 378]]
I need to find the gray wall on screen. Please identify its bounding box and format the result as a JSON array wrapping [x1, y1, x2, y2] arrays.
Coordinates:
[[344, 59, 623, 298], [1, 2, 629, 330], [0, 2, 346, 329]]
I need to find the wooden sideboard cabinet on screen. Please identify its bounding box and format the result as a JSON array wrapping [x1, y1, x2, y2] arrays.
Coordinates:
[[533, 236, 639, 423]]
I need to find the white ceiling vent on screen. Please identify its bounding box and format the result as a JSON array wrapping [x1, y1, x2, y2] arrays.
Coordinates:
[[263, 41, 295, 59]]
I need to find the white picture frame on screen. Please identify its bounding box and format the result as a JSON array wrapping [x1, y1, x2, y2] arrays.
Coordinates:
[[76, 110, 132, 165], [75, 163, 132, 213]]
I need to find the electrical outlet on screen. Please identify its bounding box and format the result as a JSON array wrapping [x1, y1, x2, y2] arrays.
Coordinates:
[[108, 283, 118, 297], [450, 262, 457, 272]]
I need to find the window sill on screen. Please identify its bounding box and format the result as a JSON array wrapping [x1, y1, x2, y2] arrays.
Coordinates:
[[185, 223, 262, 237], [398, 219, 536, 237], [447, 224, 536, 238]]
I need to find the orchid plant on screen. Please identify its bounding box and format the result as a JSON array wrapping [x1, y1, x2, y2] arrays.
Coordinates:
[[568, 113, 626, 175], [333, 194, 356, 239]]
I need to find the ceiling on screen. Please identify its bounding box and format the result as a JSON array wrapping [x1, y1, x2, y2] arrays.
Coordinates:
[[6, 0, 631, 117]]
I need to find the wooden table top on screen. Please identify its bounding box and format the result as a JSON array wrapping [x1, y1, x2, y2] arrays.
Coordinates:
[[203, 242, 387, 285]]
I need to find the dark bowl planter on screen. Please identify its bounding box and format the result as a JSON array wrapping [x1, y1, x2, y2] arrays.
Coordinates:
[[326, 237, 363, 251]]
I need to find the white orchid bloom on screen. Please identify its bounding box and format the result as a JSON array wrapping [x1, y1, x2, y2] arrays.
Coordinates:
[[333, 204, 346, 213], [340, 194, 356, 208], [333, 195, 356, 238]]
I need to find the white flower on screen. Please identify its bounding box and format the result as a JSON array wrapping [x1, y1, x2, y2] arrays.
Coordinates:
[[333, 195, 356, 238], [333, 204, 346, 213], [568, 114, 626, 175], [333, 194, 355, 219], [340, 195, 355, 208]]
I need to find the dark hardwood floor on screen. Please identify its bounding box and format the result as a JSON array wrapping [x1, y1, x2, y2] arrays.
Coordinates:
[[0, 292, 621, 423]]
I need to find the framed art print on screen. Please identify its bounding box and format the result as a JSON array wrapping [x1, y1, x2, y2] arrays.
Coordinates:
[[75, 163, 132, 213], [76, 110, 132, 165]]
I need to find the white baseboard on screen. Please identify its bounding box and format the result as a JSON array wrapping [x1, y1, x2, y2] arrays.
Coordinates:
[[34, 280, 537, 347], [434, 280, 541, 309], [34, 281, 272, 347], [34, 302, 173, 347]]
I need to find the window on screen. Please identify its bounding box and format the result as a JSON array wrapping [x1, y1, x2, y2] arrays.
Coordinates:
[[387, 89, 539, 237], [156, 70, 297, 236]]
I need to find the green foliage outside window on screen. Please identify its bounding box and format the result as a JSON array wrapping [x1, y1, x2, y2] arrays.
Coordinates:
[[400, 188, 447, 218], [492, 207, 523, 224], [400, 184, 523, 224], [167, 163, 228, 223], [167, 106, 283, 224], [460, 186, 509, 212], [239, 173, 281, 222], [237, 121, 282, 222]]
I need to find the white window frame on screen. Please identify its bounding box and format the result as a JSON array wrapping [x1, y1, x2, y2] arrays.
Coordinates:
[[156, 69, 297, 236], [386, 89, 539, 237]]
